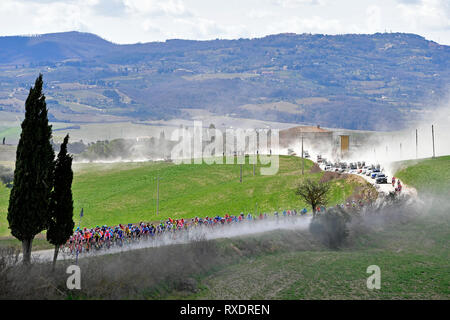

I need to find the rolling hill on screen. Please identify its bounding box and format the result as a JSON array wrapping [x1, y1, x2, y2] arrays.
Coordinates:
[[395, 155, 450, 195], [0, 31, 449, 130]]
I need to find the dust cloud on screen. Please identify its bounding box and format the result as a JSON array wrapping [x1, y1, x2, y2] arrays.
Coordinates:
[[37, 217, 312, 263]]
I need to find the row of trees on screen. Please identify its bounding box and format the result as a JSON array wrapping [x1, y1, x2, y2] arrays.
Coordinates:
[[7, 74, 74, 267]]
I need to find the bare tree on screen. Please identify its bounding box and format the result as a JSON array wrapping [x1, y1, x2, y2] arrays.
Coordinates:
[[295, 179, 330, 217]]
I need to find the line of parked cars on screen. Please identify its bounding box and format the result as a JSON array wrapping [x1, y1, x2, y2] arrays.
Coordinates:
[[323, 160, 388, 184]]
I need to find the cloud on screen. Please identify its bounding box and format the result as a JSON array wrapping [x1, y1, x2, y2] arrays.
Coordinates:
[[267, 15, 343, 34], [270, 0, 325, 7], [366, 5, 382, 33], [123, 0, 192, 18], [0, 0, 94, 34], [0, 0, 449, 45], [92, 0, 127, 17], [120, 0, 237, 41], [247, 9, 276, 19], [396, 0, 450, 31], [396, 0, 422, 4], [0, 0, 221, 42], [118, 0, 246, 41]]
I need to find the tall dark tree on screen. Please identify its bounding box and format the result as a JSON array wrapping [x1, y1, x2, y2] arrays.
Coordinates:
[[7, 74, 55, 264], [47, 134, 74, 270]]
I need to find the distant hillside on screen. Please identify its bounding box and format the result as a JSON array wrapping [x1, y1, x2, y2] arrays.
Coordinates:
[[0, 32, 116, 64], [0, 31, 449, 130]]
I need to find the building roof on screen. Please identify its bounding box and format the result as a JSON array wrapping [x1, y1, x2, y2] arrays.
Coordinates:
[[280, 125, 331, 135]]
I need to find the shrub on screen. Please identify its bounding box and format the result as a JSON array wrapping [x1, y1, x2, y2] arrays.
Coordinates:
[[309, 206, 351, 249], [0, 165, 13, 186]]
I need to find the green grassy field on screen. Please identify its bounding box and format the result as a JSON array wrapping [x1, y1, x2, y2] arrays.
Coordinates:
[[1, 155, 448, 299], [0, 186, 10, 237], [173, 208, 448, 300], [157, 157, 450, 300], [0, 156, 359, 239], [0, 126, 21, 143], [67, 196, 444, 300], [395, 156, 450, 195]]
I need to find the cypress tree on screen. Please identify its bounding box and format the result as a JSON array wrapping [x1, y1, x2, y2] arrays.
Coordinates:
[[47, 134, 74, 270], [7, 74, 55, 264]]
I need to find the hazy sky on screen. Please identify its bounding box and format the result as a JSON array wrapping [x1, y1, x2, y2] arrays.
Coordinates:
[[0, 0, 449, 44]]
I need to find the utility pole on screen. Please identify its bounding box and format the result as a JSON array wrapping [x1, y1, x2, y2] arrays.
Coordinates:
[[240, 164, 243, 183], [432, 125, 435, 158], [155, 175, 163, 215], [416, 129, 418, 159], [298, 129, 304, 175], [301, 133, 304, 175], [253, 151, 256, 176], [400, 142, 402, 160]]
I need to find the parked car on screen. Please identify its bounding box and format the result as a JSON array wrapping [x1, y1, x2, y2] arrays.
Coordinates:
[[372, 167, 381, 172], [376, 174, 388, 184]]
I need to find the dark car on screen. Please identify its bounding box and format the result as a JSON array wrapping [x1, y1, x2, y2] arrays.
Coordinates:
[[376, 174, 388, 184]]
